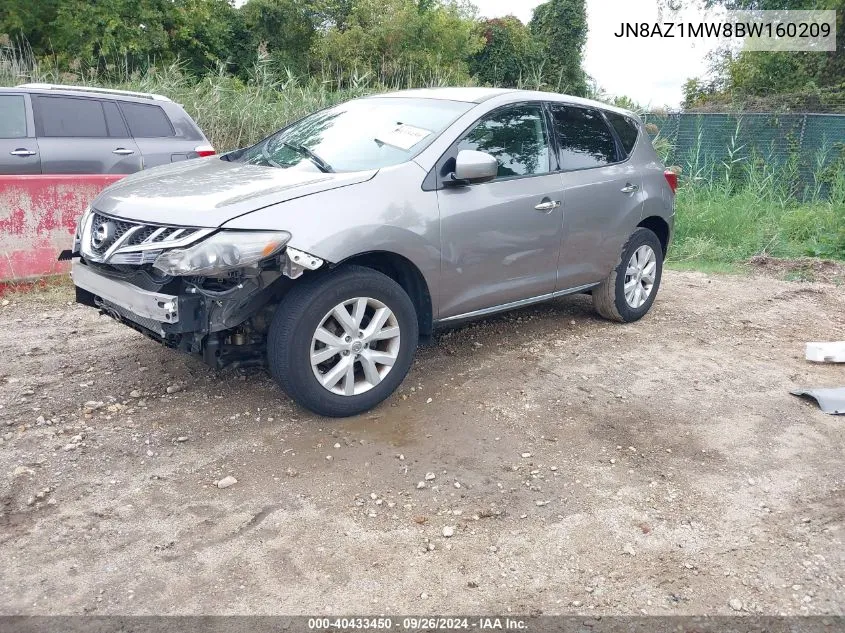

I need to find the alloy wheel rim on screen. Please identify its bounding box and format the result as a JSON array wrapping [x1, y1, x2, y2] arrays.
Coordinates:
[[624, 245, 657, 309], [310, 297, 401, 396]]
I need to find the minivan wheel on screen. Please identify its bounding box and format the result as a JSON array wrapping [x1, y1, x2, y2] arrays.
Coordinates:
[[267, 265, 418, 417], [592, 228, 664, 323]]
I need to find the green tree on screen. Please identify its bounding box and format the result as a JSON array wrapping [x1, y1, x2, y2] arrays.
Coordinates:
[[528, 0, 588, 95], [666, 0, 845, 108], [239, 0, 317, 74], [0, 0, 61, 55], [2, 0, 241, 76], [470, 16, 542, 88], [313, 0, 483, 86]]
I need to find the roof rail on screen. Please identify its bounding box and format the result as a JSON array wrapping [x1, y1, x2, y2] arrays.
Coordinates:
[[16, 83, 172, 102]]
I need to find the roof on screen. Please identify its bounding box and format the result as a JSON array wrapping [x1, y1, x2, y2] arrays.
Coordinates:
[[374, 87, 517, 103], [370, 87, 636, 117], [5, 83, 171, 103]]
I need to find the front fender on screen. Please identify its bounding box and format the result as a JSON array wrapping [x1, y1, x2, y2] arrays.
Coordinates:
[[221, 162, 442, 309]]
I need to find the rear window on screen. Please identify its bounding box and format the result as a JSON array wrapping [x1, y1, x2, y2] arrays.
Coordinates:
[[0, 95, 27, 138], [34, 96, 109, 137], [120, 102, 175, 138], [550, 105, 619, 170], [605, 111, 640, 157]]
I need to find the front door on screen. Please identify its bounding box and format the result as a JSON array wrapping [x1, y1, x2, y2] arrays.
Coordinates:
[[436, 103, 564, 319]]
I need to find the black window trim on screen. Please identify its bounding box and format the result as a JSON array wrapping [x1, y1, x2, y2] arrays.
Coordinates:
[[546, 102, 639, 174], [425, 100, 557, 191], [102, 99, 130, 139], [32, 94, 131, 140]]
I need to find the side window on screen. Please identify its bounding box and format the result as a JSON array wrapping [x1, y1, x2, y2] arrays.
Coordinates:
[[119, 102, 175, 138], [0, 95, 28, 138], [458, 104, 550, 179], [102, 101, 129, 138], [550, 105, 618, 170], [605, 111, 640, 158], [33, 96, 110, 138]]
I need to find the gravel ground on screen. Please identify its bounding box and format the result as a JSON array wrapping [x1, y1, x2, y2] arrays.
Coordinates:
[[0, 269, 843, 616]]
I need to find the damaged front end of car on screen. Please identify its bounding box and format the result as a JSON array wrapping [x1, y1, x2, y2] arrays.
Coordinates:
[[70, 207, 325, 370]]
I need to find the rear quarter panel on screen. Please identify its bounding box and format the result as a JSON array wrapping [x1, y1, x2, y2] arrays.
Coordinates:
[[635, 131, 676, 253]]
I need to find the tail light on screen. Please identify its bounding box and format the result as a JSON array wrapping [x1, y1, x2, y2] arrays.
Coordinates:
[[664, 170, 678, 194], [194, 144, 216, 158]]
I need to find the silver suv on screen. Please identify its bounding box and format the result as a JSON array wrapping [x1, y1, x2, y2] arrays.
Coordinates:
[[69, 88, 676, 417], [0, 84, 213, 174]]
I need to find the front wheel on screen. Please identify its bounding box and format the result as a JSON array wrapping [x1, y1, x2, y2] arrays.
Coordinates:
[[267, 265, 418, 417], [593, 228, 664, 323]]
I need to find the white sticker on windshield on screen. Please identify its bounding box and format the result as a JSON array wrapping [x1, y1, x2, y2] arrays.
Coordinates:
[[375, 123, 432, 151]]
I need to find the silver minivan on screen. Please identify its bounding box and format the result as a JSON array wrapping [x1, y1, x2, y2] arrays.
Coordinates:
[[69, 88, 676, 417], [0, 84, 214, 174]]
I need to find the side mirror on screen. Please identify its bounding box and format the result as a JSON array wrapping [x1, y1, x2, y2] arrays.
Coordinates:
[[451, 150, 498, 185]]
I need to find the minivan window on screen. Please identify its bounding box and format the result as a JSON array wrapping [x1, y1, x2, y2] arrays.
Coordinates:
[[235, 97, 473, 173], [120, 102, 175, 138], [458, 104, 551, 179], [605, 111, 640, 157], [0, 95, 27, 138], [103, 101, 129, 138], [550, 105, 618, 170], [34, 96, 109, 137]]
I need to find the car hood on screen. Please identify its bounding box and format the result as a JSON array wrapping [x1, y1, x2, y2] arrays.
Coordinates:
[[92, 157, 378, 227]]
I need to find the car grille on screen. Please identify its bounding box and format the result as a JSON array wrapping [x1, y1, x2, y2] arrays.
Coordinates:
[[82, 211, 214, 266]]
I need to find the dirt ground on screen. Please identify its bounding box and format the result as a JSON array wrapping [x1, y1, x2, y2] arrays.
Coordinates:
[[0, 269, 843, 616]]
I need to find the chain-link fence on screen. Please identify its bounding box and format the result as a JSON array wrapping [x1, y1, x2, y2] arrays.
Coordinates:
[[642, 112, 845, 201]]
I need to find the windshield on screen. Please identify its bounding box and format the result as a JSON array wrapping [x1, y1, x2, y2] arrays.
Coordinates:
[[233, 97, 473, 173]]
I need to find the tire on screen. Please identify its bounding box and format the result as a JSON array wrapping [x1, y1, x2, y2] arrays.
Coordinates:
[[267, 265, 418, 417], [593, 228, 664, 323]]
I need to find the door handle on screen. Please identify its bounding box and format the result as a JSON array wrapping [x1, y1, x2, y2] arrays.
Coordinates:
[[10, 148, 37, 157], [621, 183, 640, 194], [112, 148, 135, 155], [535, 199, 561, 212]]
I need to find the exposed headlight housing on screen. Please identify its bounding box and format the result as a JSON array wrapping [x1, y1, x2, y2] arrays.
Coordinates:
[[152, 230, 291, 276]]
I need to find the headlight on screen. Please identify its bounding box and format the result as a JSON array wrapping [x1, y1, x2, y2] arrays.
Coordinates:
[[152, 230, 291, 276]]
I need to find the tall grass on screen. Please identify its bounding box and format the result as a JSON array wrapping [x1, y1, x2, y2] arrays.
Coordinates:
[[660, 123, 845, 264]]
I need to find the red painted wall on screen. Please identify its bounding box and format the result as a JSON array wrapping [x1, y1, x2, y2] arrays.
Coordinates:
[[0, 175, 124, 281]]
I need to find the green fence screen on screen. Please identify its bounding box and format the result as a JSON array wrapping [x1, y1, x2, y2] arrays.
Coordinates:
[[642, 112, 845, 200]]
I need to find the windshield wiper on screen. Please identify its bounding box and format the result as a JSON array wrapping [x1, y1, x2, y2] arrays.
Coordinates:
[[283, 142, 334, 173]]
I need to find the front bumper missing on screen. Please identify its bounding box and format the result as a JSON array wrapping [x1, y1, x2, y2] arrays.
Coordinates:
[[72, 261, 192, 336], [71, 259, 291, 369]]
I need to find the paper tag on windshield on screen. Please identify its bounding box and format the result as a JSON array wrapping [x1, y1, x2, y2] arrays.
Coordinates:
[[375, 123, 432, 151]]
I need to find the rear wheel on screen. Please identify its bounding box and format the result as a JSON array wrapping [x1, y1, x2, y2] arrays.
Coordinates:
[[593, 227, 663, 323], [267, 265, 418, 417]]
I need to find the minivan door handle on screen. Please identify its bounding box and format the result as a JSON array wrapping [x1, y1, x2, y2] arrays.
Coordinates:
[[621, 183, 640, 194], [10, 148, 37, 157], [112, 148, 135, 155], [535, 199, 561, 213]]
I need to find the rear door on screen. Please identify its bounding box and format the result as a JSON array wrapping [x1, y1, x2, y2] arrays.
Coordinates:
[[550, 103, 644, 290], [118, 101, 185, 167], [0, 93, 41, 174], [32, 95, 142, 174]]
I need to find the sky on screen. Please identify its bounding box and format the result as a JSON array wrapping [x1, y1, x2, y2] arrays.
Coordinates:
[[474, 0, 723, 108]]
